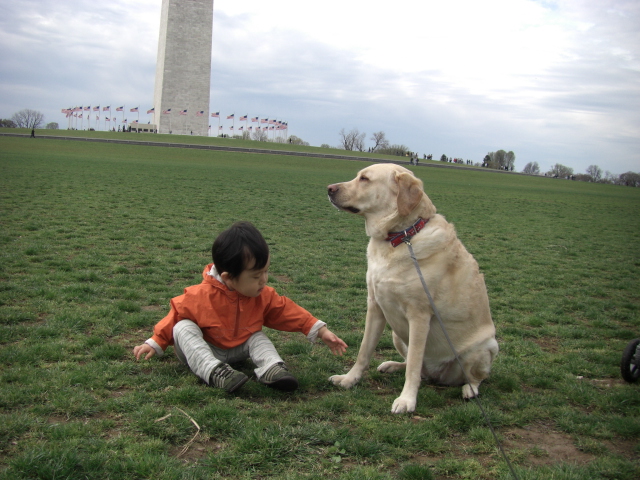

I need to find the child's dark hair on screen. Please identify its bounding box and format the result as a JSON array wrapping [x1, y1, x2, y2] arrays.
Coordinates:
[[212, 222, 269, 279]]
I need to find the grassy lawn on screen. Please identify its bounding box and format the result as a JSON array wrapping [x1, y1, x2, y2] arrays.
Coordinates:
[[0, 135, 638, 479]]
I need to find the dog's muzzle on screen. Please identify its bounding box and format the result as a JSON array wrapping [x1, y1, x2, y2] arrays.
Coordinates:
[[327, 184, 360, 214]]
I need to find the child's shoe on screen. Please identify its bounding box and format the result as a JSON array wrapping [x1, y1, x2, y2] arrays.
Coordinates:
[[259, 362, 299, 391], [209, 363, 249, 392]]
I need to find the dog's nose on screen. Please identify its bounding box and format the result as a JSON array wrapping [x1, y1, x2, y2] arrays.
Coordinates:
[[327, 184, 339, 196]]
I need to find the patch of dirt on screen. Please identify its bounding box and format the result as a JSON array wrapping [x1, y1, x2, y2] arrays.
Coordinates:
[[141, 305, 164, 312], [531, 336, 561, 353], [273, 274, 292, 283], [577, 376, 627, 389], [170, 438, 225, 462], [503, 425, 595, 466]]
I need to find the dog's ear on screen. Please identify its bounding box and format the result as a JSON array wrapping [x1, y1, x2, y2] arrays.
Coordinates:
[[396, 172, 424, 217]]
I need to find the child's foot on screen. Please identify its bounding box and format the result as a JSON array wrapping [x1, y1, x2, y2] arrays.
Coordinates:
[[209, 363, 249, 393], [259, 362, 299, 391]]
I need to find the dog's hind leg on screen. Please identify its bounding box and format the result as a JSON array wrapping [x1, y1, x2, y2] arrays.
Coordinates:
[[378, 331, 408, 374], [460, 338, 499, 399]]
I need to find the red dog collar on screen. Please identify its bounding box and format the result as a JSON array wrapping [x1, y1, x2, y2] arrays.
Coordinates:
[[385, 217, 429, 247]]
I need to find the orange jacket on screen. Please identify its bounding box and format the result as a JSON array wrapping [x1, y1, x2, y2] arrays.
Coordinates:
[[150, 264, 319, 351]]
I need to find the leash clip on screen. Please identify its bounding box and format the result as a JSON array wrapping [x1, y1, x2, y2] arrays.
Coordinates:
[[402, 238, 412, 246]]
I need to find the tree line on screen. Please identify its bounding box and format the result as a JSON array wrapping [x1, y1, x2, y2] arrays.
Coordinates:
[[1, 109, 58, 129], [523, 161, 639, 187]]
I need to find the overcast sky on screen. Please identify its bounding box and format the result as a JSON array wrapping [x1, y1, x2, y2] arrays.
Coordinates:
[[1, 0, 638, 175]]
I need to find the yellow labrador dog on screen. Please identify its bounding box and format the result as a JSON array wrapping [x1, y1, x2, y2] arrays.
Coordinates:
[[327, 163, 498, 414]]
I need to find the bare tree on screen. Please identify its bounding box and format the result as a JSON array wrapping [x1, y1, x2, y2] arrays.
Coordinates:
[[11, 109, 44, 129], [548, 163, 574, 178], [619, 171, 640, 187], [354, 131, 366, 151], [287, 135, 309, 146], [251, 129, 269, 142], [339, 128, 366, 151], [522, 161, 540, 175], [378, 144, 409, 156], [370, 131, 390, 152], [505, 151, 516, 170], [0, 119, 17, 128], [489, 150, 507, 169], [586, 165, 602, 182], [603, 171, 617, 184], [485, 150, 516, 170]]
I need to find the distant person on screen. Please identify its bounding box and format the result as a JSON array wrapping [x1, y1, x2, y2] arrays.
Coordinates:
[[133, 221, 347, 393], [30, 129, 35, 138]]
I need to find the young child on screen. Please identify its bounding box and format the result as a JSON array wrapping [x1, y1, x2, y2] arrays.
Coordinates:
[[133, 221, 347, 392]]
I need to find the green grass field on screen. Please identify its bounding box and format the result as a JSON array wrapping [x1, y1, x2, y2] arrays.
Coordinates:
[[1, 134, 639, 479]]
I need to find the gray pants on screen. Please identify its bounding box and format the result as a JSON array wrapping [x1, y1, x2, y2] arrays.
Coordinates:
[[173, 319, 283, 385]]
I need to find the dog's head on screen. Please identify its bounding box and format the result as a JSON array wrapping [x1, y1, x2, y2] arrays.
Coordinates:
[[328, 164, 436, 237]]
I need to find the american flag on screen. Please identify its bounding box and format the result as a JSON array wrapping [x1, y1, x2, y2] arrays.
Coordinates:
[[147, 108, 155, 114], [227, 114, 234, 119], [84, 106, 90, 111], [196, 111, 204, 116], [261, 118, 268, 124], [211, 112, 220, 118], [251, 117, 258, 122], [229, 126, 233, 130], [122, 119, 127, 123], [130, 107, 139, 113], [106, 117, 110, 122], [116, 106, 124, 112], [239, 126, 243, 131], [240, 115, 247, 121], [162, 109, 171, 114], [78, 113, 83, 118], [103, 106, 110, 111], [179, 109, 188, 115], [218, 125, 223, 130], [93, 106, 100, 111]]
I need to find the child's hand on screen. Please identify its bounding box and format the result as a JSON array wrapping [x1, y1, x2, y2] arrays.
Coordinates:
[[319, 327, 347, 356], [133, 343, 156, 361]]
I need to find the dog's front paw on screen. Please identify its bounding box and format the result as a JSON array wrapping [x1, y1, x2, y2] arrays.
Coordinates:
[[377, 361, 406, 374], [462, 384, 479, 399], [390, 395, 416, 414], [329, 374, 359, 389]]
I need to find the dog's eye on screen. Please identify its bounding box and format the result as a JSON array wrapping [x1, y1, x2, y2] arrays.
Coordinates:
[[359, 176, 369, 182]]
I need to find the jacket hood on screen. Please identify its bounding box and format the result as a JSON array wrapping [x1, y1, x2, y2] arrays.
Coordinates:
[[202, 263, 228, 291]]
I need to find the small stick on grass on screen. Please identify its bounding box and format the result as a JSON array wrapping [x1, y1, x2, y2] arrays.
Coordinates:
[[155, 408, 201, 458]]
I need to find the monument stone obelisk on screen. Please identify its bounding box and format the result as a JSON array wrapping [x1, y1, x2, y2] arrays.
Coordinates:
[[154, 0, 213, 136]]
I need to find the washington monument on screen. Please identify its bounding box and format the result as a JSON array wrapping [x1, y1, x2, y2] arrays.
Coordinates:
[[154, 0, 214, 136]]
